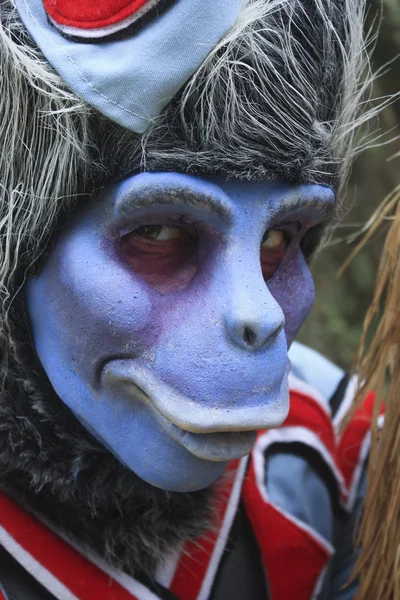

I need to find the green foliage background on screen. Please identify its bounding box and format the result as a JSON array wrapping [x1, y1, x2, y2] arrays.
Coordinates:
[[298, 0, 400, 368]]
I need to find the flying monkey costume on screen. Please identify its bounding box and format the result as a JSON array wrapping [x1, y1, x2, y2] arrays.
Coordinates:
[[0, 1, 373, 599]]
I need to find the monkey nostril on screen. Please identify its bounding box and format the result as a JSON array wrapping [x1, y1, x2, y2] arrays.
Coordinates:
[[227, 314, 285, 351], [243, 326, 257, 347]]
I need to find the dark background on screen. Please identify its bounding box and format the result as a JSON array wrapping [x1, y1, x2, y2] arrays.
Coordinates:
[[299, 0, 400, 368]]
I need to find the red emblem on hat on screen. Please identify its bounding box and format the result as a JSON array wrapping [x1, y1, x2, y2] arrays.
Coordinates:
[[44, 0, 167, 39]]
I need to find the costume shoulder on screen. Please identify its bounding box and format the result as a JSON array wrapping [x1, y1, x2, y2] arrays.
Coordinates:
[[288, 341, 358, 426], [287, 341, 374, 511], [242, 343, 374, 600], [288, 340, 344, 401]]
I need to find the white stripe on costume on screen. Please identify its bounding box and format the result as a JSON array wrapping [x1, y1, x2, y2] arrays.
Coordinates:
[[197, 456, 248, 600], [312, 564, 330, 600], [333, 374, 358, 431], [155, 543, 183, 589], [0, 525, 79, 600]]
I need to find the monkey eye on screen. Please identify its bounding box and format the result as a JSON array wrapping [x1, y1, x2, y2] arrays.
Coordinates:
[[260, 228, 288, 281], [119, 223, 198, 293], [132, 225, 183, 241], [261, 229, 285, 249]]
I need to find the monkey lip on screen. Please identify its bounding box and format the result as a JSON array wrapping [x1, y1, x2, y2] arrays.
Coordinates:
[[102, 359, 289, 461], [112, 377, 257, 461], [149, 402, 258, 462]]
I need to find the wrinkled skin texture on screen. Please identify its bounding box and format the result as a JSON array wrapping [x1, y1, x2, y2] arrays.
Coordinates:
[[26, 173, 334, 491]]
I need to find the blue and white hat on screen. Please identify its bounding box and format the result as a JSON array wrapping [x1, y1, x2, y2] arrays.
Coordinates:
[[15, 0, 242, 132]]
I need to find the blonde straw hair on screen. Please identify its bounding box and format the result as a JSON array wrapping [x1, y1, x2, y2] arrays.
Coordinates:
[[341, 159, 400, 599]]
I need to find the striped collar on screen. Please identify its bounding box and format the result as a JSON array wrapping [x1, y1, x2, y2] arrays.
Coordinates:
[[0, 458, 248, 600]]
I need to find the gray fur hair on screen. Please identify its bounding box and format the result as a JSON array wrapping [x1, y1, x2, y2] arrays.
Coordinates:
[[0, 0, 378, 575]]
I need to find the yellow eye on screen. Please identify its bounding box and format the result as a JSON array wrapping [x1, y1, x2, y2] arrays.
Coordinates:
[[133, 225, 182, 241], [261, 229, 284, 249]]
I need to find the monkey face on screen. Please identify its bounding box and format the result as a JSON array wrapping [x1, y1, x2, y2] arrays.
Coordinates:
[[25, 172, 334, 491]]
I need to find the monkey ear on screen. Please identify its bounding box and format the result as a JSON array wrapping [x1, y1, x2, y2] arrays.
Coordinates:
[[44, 0, 170, 41]]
